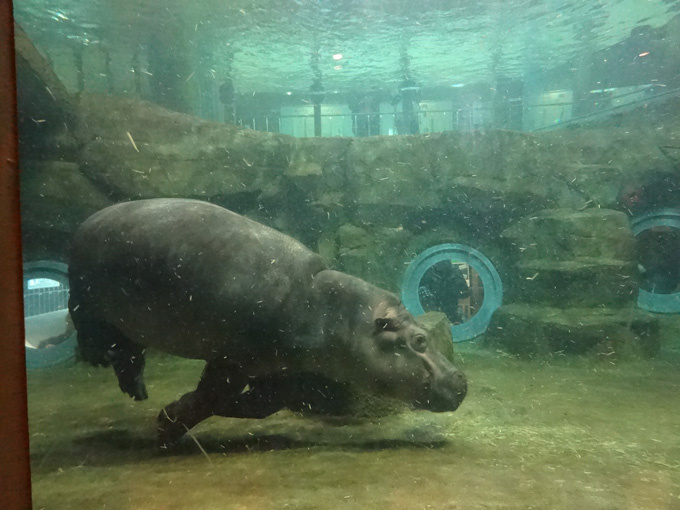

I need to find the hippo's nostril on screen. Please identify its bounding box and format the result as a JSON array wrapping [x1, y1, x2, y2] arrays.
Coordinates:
[[416, 369, 467, 412], [457, 377, 468, 399]]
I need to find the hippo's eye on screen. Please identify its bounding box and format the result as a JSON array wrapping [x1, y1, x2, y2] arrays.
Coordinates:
[[412, 334, 427, 353]]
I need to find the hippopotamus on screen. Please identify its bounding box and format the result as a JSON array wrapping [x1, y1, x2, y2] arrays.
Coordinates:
[[68, 199, 467, 446]]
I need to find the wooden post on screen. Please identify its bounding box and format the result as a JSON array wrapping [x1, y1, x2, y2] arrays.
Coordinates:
[[0, 2, 33, 508]]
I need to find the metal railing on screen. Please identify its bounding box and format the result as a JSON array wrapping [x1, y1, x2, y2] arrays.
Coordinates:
[[234, 85, 678, 137], [23, 284, 69, 317], [236, 108, 499, 137]]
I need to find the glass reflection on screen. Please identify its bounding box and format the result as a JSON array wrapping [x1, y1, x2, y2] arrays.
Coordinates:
[[637, 227, 680, 294], [418, 260, 484, 324]]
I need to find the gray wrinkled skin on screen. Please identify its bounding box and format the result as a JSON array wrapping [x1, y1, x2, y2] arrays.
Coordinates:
[[68, 199, 467, 446]]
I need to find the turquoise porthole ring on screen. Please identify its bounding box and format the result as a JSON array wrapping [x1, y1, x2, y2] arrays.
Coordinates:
[[631, 208, 680, 314], [401, 244, 503, 342]]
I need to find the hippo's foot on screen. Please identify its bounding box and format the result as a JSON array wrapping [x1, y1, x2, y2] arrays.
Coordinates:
[[157, 395, 206, 448], [70, 309, 149, 401], [107, 340, 148, 401], [116, 367, 148, 401]]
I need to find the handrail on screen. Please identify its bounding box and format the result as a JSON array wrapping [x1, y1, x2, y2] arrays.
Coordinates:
[[531, 86, 680, 132]]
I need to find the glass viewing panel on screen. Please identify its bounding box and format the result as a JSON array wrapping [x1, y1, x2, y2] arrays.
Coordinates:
[[13, 0, 680, 508]]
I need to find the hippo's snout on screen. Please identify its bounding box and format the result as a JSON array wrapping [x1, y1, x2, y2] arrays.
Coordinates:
[[416, 368, 467, 412]]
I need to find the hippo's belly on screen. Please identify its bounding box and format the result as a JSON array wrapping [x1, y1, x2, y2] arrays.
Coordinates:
[[69, 199, 326, 364]]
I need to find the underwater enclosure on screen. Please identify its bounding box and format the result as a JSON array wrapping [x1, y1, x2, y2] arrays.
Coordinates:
[[8, 0, 680, 508]]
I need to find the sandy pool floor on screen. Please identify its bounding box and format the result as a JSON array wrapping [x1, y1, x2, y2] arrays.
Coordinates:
[[27, 337, 680, 510]]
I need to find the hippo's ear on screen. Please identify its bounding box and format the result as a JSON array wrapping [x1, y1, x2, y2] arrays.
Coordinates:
[[375, 316, 399, 332], [374, 305, 401, 332]]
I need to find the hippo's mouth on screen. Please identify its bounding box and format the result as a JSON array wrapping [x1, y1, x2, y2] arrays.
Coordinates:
[[413, 373, 467, 412]]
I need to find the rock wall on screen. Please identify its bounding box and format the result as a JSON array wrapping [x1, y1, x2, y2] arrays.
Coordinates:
[[17, 29, 678, 357], [20, 89, 680, 289]]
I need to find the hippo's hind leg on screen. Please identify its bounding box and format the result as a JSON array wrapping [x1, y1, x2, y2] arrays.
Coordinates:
[[157, 361, 243, 447], [70, 296, 147, 401], [158, 364, 290, 447], [211, 374, 292, 419]]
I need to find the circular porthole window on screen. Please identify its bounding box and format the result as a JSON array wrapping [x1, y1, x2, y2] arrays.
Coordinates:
[[631, 208, 680, 313], [23, 261, 77, 368], [401, 244, 503, 342]]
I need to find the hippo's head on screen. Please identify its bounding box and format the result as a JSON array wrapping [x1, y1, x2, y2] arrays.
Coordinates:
[[355, 304, 467, 412], [310, 270, 467, 412]]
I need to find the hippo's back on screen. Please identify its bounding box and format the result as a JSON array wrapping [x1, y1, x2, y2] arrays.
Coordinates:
[[69, 199, 326, 361]]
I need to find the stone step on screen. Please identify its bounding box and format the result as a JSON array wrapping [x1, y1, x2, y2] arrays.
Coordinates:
[[508, 258, 638, 308], [484, 303, 659, 358], [502, 208, 635, 262]]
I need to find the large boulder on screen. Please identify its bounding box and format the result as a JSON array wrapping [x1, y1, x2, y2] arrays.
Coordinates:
[[76, 95, 293, 201], [20, 161, 113, 261], [430, 130, 556, 214], [318, 222, 414, 291], [345, 135, 442, 226]]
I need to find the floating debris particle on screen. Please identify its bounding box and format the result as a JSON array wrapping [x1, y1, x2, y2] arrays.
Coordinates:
[[126, 131, 139, 152]]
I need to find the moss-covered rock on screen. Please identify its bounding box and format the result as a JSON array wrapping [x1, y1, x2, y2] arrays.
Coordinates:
[[78, 139, 282, 200], [538, 128, 672, 196], [287, 137, 350, 188], [76, 105, 292, 201], [415, 311, 456, 362]]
